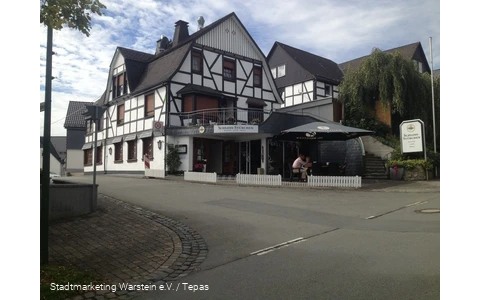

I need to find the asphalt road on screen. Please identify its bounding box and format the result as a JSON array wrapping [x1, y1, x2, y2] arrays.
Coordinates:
[[60, 175, 440, 300]]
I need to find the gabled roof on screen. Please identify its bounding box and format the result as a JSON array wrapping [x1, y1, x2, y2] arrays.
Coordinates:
[[339, 42, 429, 73], [102, 12, 287, 103], [117, 47, 155, 62], [51, 136, 67, 161], [40, 137, 62, 163], [106, 12, 238, 99], [268, 42, 344, 85], [64, 101, 91, 128], [132, 42, 191, 95]]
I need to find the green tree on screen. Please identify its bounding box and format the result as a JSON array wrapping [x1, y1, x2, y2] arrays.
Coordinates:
[[40, 0, 107, 36], [40, 0, 106, 265], [339, 48, 439, 147]]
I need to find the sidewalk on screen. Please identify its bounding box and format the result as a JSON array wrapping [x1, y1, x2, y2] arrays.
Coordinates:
[[105, 173, 440, 193], [48, 194, 208, 299]]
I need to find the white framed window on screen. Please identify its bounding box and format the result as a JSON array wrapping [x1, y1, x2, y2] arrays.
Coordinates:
[[277, 65, 286, 77], [325, 85, 331, 96], [271, 68, 277, 79]]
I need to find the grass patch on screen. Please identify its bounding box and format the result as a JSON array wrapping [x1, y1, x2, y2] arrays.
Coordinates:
[[40, 264, 105, 300]]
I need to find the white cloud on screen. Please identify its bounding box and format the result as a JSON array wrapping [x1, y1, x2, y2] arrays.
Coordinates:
[[40, 0, 440, 136]]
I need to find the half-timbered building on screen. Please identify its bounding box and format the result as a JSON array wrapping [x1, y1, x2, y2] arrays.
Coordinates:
[[83, 12, 286, 176]]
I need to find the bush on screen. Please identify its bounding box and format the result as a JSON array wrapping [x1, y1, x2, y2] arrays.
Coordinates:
[[345, 116, 391, 137], [386, 141, 436, 171], [386, 158, 433, 170], [166, 144, 181, 174], [374, 135, 400, 149]]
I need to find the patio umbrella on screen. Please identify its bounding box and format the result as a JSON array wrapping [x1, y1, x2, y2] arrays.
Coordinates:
[[277, 122, 374, 141]]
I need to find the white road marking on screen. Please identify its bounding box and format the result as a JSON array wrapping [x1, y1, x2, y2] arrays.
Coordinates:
[[367, 200, 429, 219], [251, 237, 306, 256]]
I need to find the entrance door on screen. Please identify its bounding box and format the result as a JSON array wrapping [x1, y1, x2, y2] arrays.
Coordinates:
[[222, 141, 235, 175], [249, 140, 261, 174], [235, 140, 261, 174], [236, 141, 251, 174]]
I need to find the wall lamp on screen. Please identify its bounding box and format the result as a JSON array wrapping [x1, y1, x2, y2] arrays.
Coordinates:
[[108, 147, 112, 155], [157, 140, 163, 150]]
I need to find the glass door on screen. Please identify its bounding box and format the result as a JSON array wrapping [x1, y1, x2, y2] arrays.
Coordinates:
[[237, 141, 251, 174]]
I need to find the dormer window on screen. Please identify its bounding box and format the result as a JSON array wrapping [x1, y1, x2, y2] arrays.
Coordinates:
[[113, 72, 127, 99], [325, 85, 331, 96], [271, 65, 285, 78]]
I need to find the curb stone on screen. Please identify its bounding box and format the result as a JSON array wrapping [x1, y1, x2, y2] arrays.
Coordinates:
[[59, 194, 208, 300]]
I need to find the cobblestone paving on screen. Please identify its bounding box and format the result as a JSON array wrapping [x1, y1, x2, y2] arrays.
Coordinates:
[[48, 194, 208, 299]]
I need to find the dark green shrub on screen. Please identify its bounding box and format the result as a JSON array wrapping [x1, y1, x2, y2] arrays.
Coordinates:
[[166, 144, 181, 174]]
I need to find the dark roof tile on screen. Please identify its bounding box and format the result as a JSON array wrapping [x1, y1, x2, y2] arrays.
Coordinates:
[[117, 47, 154, 62], [64, 101, 91, 128], [40, 137, 62, 162], [112, 12, 238, 97], [339, 42, 422, 73], [51, 136, 67, 160], [275, 42, 344, 84], [132, 42, 191, 95]]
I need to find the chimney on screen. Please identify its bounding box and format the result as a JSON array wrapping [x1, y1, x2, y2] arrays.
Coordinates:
[[156, 35, 170, 55], [172, 20, 189, 47]]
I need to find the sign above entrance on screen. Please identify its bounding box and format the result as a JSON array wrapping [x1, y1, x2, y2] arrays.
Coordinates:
[[214, 125, 258, 133]]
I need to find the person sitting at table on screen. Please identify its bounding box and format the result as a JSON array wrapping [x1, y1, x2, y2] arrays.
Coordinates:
[[292, 153, 312, 181]]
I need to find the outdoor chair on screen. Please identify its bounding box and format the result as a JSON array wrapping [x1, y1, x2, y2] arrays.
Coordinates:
[[338, 162, 347, 176], [288, 162, 302, 182]]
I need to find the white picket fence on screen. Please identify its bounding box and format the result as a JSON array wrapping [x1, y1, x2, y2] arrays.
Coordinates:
[[306, 175, 362, 188], [144, 169, 165, 178], [184, 171, 217, 183], [236, 174, 282, 186]]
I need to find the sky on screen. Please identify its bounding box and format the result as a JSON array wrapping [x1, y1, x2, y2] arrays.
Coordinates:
[[39, 0, 440, 137]]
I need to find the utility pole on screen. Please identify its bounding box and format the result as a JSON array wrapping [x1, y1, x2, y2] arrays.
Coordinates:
[[84, 105, 106, 203], [429, 37, 437, 177], [41, 25, 53, 265], [93, 107, 99, 203]]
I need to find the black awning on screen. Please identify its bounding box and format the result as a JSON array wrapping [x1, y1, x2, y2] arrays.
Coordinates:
[[112, 137, 123, 144], [246, 97, 267, 107], [81, 143, 92, 150], [279, 121, 374, 141], [177, 84, 225, 98], [124, 134, 137, 141], [139, 131, 153, 139]]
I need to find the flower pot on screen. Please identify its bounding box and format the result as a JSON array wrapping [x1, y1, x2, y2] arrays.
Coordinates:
[[389, 167, 404, 180]]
